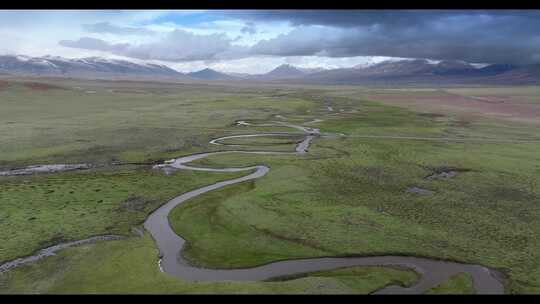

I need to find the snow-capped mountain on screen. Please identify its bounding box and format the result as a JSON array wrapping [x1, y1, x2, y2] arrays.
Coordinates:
[[1, 54, 538, 85], [0, 55, 187, 79], [280, 59, 539, 85]]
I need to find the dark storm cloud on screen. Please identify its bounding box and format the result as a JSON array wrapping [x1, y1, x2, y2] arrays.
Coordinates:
[[229, 10, 539, 28], [60, 10, 540, 65], [226, 10, 448, 28], [234, 10, 540, 65]]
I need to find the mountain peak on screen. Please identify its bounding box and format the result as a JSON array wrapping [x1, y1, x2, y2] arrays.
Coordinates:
[[272, 64, 301, 72], [261, 64, 306, 79], [187, 68, 235, 80]]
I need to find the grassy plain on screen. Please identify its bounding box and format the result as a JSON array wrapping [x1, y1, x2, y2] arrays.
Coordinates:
[[0, 234, 418, 294], [173, 90, 540, 293], [1, 77, 539, 293], [0, 167, 244, 263], [0, 78, 314, 167]]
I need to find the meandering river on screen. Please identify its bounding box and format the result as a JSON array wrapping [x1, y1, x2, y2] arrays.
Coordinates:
[[144, 120, 505, 294]]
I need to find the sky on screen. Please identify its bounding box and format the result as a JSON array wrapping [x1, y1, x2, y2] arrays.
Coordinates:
[[1, 10, 539, 74]]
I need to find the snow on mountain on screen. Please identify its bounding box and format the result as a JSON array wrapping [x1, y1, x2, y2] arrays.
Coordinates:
[[0, 54, 186, 79]]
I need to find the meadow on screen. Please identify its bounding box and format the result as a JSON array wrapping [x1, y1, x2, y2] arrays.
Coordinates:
[[1, 77, 539, 293]]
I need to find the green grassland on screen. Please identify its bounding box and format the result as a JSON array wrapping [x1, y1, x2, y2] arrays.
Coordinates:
[[219, 134, 306, 146], [174, 100, 540, 293], [1, 78, 540, 294], [0, 167, 245, 263], [0, 234, 418, 294], [0, 79, 315, 167], [425, 273, 475, 294]]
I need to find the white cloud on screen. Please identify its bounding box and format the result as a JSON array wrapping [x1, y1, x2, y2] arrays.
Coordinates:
[[283, 55, 396, 70], [59, 29, 250, 62], [241, 22, 257, 35], [82, 22, 156, 36]]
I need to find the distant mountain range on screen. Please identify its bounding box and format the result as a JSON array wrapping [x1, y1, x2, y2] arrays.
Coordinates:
[[282, 59, 540, 85], [1, 54, 539, 85], [0, 55, 188, 81], [188, 64, 325, 81]]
